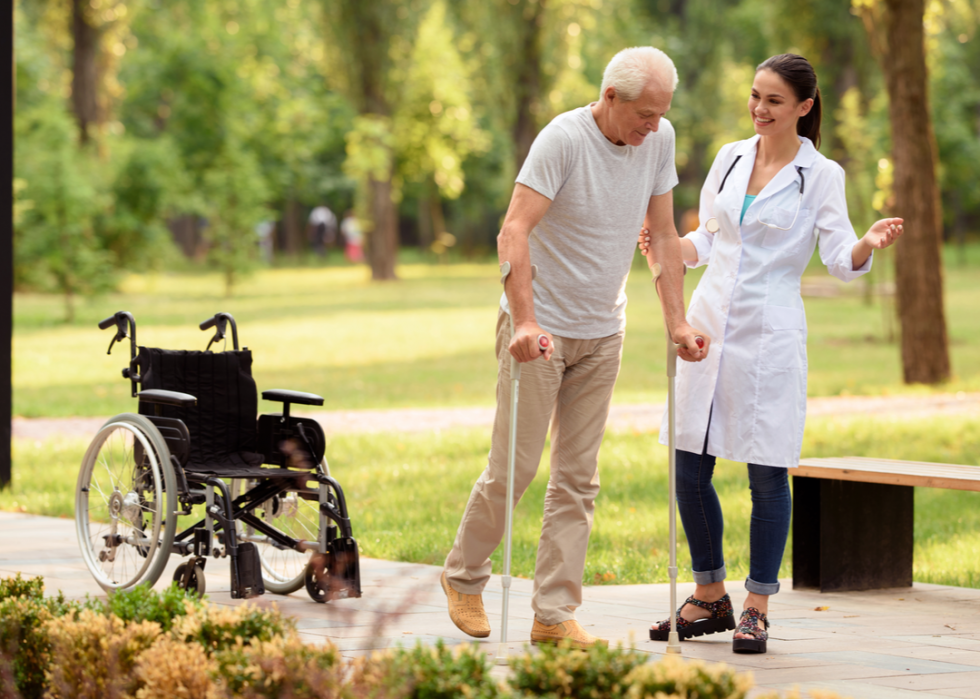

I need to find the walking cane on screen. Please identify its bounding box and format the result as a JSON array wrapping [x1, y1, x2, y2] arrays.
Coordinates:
[[496, 261, 549, 665], [651, 262, 703, 656]]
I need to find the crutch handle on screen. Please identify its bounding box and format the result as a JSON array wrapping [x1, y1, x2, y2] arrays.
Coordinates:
[[537, 335, 549, 351]]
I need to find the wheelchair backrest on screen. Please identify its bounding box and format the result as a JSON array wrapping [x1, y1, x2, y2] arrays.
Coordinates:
[[137, 347, 260, 467]]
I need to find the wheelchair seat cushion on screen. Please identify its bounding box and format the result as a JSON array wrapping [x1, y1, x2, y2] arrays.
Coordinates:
[[138, 347, 264, 473]]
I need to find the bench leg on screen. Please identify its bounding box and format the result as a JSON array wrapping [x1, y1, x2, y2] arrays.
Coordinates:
[[792, 476, 913, 592]]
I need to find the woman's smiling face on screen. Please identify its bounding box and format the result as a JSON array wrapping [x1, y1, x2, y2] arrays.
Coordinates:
[[748, 69, 813, 139]]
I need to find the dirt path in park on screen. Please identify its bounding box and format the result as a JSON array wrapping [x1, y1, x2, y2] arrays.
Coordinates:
[[11, 392, 980, 442]]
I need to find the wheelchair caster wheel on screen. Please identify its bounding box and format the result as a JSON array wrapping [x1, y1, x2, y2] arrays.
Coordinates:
[[304, 553, 329, 604], [174, 562, 206, 597]]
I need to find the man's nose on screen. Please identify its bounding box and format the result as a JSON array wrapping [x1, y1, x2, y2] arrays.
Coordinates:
[[647, 116, 661, 132]]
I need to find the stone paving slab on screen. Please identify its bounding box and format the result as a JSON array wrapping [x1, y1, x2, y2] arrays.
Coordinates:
[[3, 511, 980, 698]]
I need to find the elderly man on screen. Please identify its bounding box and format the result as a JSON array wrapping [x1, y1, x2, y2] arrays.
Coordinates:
[[441, 46, 709, 648]]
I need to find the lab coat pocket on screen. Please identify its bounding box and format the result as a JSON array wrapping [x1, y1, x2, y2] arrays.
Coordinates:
[[762, 305, 806, 370], [762, 207, 810, 248]]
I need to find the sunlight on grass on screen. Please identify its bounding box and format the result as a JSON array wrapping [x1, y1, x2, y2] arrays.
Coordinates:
[[5, 414, 979, 589]]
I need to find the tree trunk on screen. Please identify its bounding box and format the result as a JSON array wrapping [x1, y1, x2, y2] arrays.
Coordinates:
[[418, 192, 433, 250], [511, 0, 544, 174], [881, 0, 950, 384], [71, 0, 100, 144], [367, 175, 398, 280], [281, 198, 304, 256]]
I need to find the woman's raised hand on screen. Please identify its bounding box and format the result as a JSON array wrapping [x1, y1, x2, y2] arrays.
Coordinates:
[[864, 218, 904, 250]]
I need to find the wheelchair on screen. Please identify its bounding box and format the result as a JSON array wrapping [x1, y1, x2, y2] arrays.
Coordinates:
[[74, 311, 361, 603]]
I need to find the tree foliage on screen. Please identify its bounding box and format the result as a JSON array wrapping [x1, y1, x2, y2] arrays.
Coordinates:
[[12, 0, 980, 386]]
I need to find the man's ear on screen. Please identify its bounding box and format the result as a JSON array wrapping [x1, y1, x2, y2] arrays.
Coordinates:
[[604, 86, 617, 104]]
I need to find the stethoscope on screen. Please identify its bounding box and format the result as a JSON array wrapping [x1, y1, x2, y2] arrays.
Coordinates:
[[704, 155, 806, 233]]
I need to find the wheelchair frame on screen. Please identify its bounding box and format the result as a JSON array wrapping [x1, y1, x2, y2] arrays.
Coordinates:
[[74, 311, 361, 603]]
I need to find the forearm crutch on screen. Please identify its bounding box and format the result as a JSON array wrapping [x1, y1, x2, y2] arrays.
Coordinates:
[[651, 262, 702, 656], [497, 261, 549, 665]]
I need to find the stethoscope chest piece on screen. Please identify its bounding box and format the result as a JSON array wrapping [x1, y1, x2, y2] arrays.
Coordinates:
[[705, 218, 720, 233]]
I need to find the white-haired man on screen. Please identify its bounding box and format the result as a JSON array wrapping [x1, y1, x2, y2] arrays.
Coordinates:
[[441, 47, 709, 648]]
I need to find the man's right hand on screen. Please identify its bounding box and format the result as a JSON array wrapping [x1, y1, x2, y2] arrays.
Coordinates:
[[509, 322, 554, 362], [673, 323, 710, 362]]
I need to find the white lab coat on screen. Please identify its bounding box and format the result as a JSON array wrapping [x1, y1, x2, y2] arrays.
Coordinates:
[[659, 135, 871, 467]]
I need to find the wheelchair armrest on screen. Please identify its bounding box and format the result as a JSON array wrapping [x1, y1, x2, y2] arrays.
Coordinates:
[[138, 389, 197, 407], [261, 389, 324, 407]]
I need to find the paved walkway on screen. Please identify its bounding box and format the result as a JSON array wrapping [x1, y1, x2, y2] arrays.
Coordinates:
[[12, 392, 980, 440], [3, 511, 980, 699]]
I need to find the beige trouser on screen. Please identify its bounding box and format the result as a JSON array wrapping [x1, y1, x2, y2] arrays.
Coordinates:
[[444, 310, 624, 624]]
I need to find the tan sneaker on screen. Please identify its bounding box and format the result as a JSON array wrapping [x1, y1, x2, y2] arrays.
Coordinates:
[[440, 571, 491, 638], [530, 618, 606, 648]]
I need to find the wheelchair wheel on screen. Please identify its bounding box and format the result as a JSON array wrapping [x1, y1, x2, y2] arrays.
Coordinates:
[[174, 561, 206, 596], [230, 477, 320, 594], [75, 414, 177, 592]]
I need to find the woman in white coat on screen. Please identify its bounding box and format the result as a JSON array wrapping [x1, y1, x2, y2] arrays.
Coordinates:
[[641, 53, 902, 654]]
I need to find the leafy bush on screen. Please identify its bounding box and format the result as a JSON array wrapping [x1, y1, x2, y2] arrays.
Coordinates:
[[171, 600, 295, 655], [509, 640, 647, 698], [44, 608, 162, 699], [0, 573, 44, 602], [623, 655, 752, 699], [89, 582, 205, 632], [215, 634, 343, 699], [0, 597, 54, 699], [0, 577, 79, 699], [351, 640, 509, 699], [130, 637, 224, 699]]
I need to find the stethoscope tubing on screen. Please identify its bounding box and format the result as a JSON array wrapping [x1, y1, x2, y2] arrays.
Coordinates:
[[706, 155, 806, 233]]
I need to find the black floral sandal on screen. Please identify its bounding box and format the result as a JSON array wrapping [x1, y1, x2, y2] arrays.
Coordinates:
[[649, 594, 736, 641], [732, 607, 770, 653]]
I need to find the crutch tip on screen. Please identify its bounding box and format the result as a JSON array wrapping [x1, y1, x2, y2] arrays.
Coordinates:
[[494, 644, 511, 665]]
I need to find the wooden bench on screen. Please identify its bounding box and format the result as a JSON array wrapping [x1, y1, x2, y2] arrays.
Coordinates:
[[792, 457, 980, 592]]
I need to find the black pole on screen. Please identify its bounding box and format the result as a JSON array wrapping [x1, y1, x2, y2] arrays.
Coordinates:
[[2, 6, 13, 489]]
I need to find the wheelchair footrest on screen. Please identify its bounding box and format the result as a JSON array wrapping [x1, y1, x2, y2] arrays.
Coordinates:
[[305, 537, 362, 603], [329, 536, 362, 599], [232, 542, 265, 599]]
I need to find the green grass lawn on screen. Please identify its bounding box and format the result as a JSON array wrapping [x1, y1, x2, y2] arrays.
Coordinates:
[[8, 242, 980, 590], [12, 243, 980, 418], [5, 414, 979, 589]]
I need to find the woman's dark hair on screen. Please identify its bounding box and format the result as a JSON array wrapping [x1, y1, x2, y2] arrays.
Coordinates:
[[757, 53, 821, 149]]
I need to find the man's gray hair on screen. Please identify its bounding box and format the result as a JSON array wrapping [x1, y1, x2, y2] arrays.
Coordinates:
[[599, 47, 678, 102]]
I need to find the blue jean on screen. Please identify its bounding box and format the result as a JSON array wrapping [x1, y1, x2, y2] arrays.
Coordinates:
[[675, 444, 791, 595]]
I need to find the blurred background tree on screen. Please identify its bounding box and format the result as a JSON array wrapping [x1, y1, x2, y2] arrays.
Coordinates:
[[12, 0, 980, 383]]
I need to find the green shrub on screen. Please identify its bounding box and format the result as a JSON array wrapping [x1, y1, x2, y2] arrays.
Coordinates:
[[91, 582, 205, 632], [130, 637, 224, 699], [0, 573, 44, 602], [215, 634, 343, 699], [0, 575, 80, 699], [509, 641, 647, 698], [44, 608, 162, 699], [0, 597, 54, 699], [171, 600, 295, 655], [623, 655, 752, 699], [352, 640, 509, 699]]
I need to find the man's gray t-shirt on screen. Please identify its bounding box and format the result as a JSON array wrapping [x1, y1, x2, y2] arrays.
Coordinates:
[[501, 105, 678, 339]]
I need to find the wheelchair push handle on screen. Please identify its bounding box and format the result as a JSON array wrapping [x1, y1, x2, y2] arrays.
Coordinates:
[[199, 312, 240, 351], [98, 311, 137, 355], [98, 311, 141, 396]]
